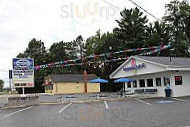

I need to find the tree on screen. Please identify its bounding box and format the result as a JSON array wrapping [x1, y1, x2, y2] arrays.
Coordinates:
[[0, 80, 4, 92], [17, 38, 49, 93], [163, 0, 190, 57], [85, 30, 119, 55], [146, 21, 171, 56], [49, 41, 77, 62], [114, 7, 149, 49]]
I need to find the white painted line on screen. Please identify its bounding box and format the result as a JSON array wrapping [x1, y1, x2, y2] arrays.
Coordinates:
[[135, 98, 151, 106], [104, 101, 109, 109], [59, 103, 72, 114], [4, 106, 34, 118], [172, 98, 187, 102]]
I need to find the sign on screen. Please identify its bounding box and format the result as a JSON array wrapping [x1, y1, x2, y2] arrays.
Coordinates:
[[175, 76, 182, 85], [12, 58, 34, 88], [123, 58, 146, 71], [123, 63, 146, 71], [13, 58, 34, 70]]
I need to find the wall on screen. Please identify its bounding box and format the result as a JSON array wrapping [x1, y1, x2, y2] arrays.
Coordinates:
[[52, 82, 100, 94], [125, 71, 190, 97], [7, 96, 39, 107], [87, 83, 100, 93], [111, 57, 166, 79], [172, 71, 190, 97]]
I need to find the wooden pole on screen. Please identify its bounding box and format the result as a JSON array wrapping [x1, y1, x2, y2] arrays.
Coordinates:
[[83, 70, 88, 93]]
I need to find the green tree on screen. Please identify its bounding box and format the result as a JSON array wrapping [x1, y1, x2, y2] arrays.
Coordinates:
[[85, 30, 119, 55], [114, 7, 149, 49], [163, 0, 190, 57], [0, 80, 4, 92], [17, 38, 49, 93]]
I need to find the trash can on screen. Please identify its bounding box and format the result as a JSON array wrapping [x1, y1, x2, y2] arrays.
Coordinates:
[[165, 89, 171, 97]]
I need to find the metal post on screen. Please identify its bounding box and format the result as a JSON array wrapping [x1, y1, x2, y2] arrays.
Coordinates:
[[9, 78, 11, 92]]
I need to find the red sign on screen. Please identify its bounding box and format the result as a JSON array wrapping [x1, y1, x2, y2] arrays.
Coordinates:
[[175, 76, 182, 81]]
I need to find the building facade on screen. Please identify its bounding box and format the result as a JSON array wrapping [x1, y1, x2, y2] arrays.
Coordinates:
[[43, 74, 100, 94], [110, 56, 190, 97]]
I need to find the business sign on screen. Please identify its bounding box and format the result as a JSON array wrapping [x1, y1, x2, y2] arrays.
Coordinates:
[[123, 58, 146, 71], [175, 76, 182, 85], [12, 58, 34, 88], [13, 58, 34, 70]]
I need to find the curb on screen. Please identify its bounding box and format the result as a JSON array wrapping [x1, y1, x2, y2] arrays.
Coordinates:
[[0, 96, 166, 109]]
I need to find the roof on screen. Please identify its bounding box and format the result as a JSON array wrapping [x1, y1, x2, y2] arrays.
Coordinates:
[[110, 56, 190, 79], [136, 56, 190, 67], [49, 74, 97, 83]]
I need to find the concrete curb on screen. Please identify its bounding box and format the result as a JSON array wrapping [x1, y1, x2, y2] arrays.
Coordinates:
[[0, 96, 167, 109]]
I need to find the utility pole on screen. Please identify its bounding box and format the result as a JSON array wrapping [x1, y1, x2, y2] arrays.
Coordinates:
[[77, 36, 88, 93], [9, 70, 12, 92]]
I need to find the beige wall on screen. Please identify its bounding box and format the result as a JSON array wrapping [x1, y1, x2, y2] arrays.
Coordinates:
[[87, 83, 100, 93], [51, 82, 100, 94]]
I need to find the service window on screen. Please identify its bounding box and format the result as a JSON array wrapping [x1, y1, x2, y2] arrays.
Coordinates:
[[175, 76, 182, 85], [163, 77, 170, 86], [139, 79, 145, 87], [147, 79, 153, 87], [156, 78, 162, 87], [127, 82, 131, 88], [133, 80, 137, 88]]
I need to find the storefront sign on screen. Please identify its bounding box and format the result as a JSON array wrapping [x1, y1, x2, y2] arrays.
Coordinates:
[[175, 76, 182, 85], [13, 58, 34, 70], [123, 63, 146, 71], [12, 58, 34, 88]]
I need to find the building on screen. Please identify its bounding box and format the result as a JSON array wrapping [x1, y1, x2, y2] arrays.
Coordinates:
[[43, 74, 100, 94], [110, 56, 190, 97]]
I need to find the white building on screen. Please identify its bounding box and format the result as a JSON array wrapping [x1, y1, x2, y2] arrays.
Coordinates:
[[110, 56, 190, 97]]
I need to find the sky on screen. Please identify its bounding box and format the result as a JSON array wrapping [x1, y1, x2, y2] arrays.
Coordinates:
[[0, 0, 184, 87]]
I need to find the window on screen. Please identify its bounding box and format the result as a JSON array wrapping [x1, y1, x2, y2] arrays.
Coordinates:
[[164, 77, 170, 86], [147, 79, 153, 87], [133, 80, 137, 88], [175, 76, 182, 85], [127, 82, 131, 88], [156, 78, 162, 87], [139, 79, 145, 87]]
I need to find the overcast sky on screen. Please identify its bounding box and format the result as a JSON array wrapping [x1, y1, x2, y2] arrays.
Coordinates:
[[0, 0, 185, 87]]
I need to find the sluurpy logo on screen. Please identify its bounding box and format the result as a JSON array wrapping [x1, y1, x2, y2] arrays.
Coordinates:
[[60, 0, 119, 26]]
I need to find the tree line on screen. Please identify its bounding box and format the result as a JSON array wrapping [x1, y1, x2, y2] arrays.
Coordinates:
[[17, 0, 190, 93]]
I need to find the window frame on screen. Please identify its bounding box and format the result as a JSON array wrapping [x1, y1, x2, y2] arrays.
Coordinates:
[[156, 78, 162, 87], [139, 79, 145, 88], [147, 78, 153, 87]]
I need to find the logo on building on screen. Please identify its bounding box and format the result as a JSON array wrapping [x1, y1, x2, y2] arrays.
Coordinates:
[[123, 58, 146, 71]]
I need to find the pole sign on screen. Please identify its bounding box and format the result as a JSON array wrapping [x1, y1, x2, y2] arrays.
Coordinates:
[[13, 58, 34, 70], [12, 58, 34, 88]]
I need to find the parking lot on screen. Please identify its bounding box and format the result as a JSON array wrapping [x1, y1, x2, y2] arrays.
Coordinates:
[[0, 97, 190, 127]]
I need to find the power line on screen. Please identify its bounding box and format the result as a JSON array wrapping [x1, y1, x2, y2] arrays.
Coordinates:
[[101, 0, 161, 21], [101, 0, 120, 11], [127, 0, 161, 21]]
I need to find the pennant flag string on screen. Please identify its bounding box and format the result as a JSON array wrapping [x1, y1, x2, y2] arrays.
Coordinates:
[[35, 44, 171, 70]]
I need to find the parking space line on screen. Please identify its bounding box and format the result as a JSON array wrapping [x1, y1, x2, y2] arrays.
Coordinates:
[[135, 98, 151, 106], [104, 101, 109, 109], [59, 103, 72, 114], [172, 98, 188, 102], [4, 106, 34, 118]]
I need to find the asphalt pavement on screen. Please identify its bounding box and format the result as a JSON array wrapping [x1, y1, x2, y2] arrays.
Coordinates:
[[1, 97, 190, 127]]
